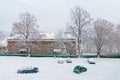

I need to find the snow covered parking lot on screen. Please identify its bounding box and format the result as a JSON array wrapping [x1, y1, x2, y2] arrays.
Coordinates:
[[0, 56, 120, 80]]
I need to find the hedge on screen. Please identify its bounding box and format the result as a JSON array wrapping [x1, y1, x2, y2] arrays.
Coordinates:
[[100, 54, 120, 58], [0, 53, 78, 58], [30, 54, 78, 58], [0, 53, 27, 57], [0, 53, 120, 58]]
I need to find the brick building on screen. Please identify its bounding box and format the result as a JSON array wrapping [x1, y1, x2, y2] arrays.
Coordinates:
[[7, 38, 76, 54]]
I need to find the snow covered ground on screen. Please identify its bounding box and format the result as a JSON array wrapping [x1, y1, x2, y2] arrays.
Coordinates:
[[0, 56, 120, 80]]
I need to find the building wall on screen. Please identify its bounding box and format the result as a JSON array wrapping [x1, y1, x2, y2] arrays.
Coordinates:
[[7, 39, 19, 53], [7, 39, 76, 54]]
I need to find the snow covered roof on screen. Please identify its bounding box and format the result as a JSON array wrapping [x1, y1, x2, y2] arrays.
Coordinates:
[[19, 48, 27, 52], [7, 34, 24, 40], [42, 32, 55, 39], [43, 32, 76, 39], [7, 32, 76, 40]]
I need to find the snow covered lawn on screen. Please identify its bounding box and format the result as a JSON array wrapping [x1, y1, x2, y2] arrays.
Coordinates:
[[0, 56, 120, 80]]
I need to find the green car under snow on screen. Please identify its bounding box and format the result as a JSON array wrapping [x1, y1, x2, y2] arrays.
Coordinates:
[[73, 65, 87, 74]]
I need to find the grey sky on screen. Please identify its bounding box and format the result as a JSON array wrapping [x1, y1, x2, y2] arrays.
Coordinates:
[[0, 0, 120, 33]]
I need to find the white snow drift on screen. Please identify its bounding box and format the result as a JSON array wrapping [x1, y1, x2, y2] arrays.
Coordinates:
[[0, 56, 120, 80]]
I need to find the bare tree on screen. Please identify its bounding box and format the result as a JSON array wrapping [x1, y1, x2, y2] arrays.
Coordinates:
[[67, 6, 92, 57], [54, 31, 67, 54], [54, 31, 76, 55], [0, 31, 5, 41], [11, 12, 43, 56], [93, 18, 114, 57], [103, 31, 115, 54], [114, 24, 120, 54], [0, 31, 9, 53]]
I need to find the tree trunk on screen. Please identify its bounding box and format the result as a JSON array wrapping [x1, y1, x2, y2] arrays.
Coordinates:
[[97, 49, 100, 58], [26, 47, 29, 56], [78, 38, 82, 57], [26, 36, 29, 57]]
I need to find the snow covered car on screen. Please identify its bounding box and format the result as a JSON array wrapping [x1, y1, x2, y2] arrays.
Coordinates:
[[57, 60, 64, 64], [73, 65, 87, 74], [17, 67, 39, 74], [57, 58, 64, 64], [87, 58, 96, 64], [65, 58, 72, 63]]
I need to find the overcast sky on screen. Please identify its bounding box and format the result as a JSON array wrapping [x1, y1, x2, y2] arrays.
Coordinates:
[[0, 0, 120, 33]]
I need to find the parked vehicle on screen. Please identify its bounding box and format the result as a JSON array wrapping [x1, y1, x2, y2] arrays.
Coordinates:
[[17, 67, 39, 74], [87, 58, 96, 64], [57, 59, 64, 64], [65, 58, 72, 63], [73, 65, 87, 74]]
